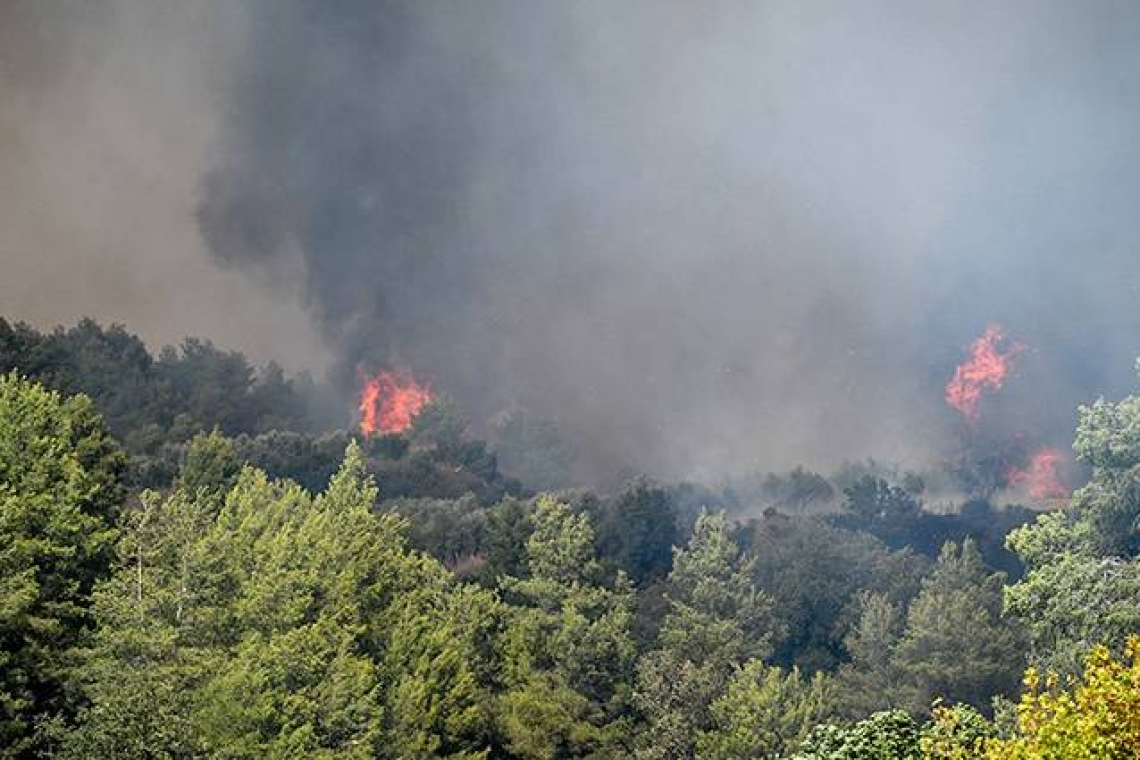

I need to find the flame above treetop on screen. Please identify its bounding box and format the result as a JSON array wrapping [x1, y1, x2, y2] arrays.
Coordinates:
[[945, 324, 1025, 426], [359, 369, 432, 436]]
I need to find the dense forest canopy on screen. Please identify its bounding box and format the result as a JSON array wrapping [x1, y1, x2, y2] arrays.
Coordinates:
[[2, 318, 1140, 757], [5, 2, 1140, 757]]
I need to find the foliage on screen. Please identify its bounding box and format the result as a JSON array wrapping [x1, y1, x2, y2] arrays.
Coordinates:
[[634, 511, 778, 759], [411, 397, 470, 451], [1072, 366, 1140, 558], [725, 466, 836, 514], [1004, 547, 1140, 675], [0, 319, 316, 456], [837, 592, 906, 719], [175, 430, 242, 499], [0, 374, 125, 756], [657, 511, 776, 668], [919, 703, 997, 760], [982, 637, 1140, 759], [892, 540, 1024, 713], [746, 514, 925, 671], [830, 474, 1031, 573], [696, 659, 836, 759], [792, 710, 922, 760], [10, 319, 1140, 759], [593, 481, 679, 586], [838, 540, 1023, 718], [383, 494, 487, 571], [1004, 365, 1140, 673], [498, 496, 636, 758], [233, 429, 351, 492], [61, 444, 501, 758], [479, 497, 534, 584]]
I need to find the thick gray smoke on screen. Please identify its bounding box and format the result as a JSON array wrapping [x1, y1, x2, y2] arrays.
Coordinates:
[[7, 2, 1140, 483], [0, 1, 327, 370]]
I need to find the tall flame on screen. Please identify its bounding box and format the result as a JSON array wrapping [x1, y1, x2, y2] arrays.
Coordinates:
[[359, 369, 432, 436], [945, 324, 1025, 425], [1007, 447, 1068, 500]]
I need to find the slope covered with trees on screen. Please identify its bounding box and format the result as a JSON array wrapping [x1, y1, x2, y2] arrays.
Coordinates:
[[1, 319, 1139, 758]]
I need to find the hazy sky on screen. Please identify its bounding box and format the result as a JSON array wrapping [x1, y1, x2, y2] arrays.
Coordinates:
[[0, 2, 327, 369], [4, 1, 1140, 482]]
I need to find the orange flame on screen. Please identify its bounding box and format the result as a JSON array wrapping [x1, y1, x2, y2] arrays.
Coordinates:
[[1006, 447, 1068, 500], [359, 369, 432, 436], [945, 325, 1025, 425]]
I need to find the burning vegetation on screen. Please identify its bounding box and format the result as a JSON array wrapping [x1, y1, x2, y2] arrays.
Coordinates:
[[945, 325, 1068, 503], [7, 1, 1140, 754], [3, 313, 1136, 759], [1006, 447, 1068, 501], [944, 324, 1025, 426], [359, 368, 432, 436]]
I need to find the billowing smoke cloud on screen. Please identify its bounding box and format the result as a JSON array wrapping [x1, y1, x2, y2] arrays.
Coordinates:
[[8, 2, 1140, 484]]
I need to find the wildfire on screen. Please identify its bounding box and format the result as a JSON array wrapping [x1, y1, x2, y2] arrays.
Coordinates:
[[1007, 447, 1068, 500], [945, 324, 1025, 425], [359, 369, 432, 436]]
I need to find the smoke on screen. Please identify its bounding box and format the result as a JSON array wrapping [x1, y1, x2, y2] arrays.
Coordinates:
[[0, 1, 327, 370], [7, 2, 1140, 484]]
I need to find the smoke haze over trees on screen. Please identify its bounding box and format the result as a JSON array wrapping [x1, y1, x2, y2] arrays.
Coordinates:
[[7, 3, 1140, 756], [4, 2, 1140, 483], [3, 332, 1140, 756]]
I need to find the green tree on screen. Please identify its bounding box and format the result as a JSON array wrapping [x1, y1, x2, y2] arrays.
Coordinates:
[[982, 637, 1140, 759], [843, 476, 920, 525], [411, 397, 469, 451], [380, 582, 502, 759], [0, 374, 125, 757], [837, 541, 1022, 718], [696, 659, 835, 759], [4, 319, 173, 445], [64, 444, 503, 758], [595, 482, 679, 586], [837, 592, 906, 718], [175, 430, 241, 500], [892, 540, 1024, 714], [1004, 362, 1140, 672], [762, 467, 835, 513], [480, 497, 534, 583], [634, 511, 777, 759], [747, 514, 925, 672], [498, 496, 635, 758], [1071, 366, 1140, 557], [791, 710, 922, 760], [1004, 536, 1140, 675], [657, 511, 775, 668], [919, 703, 997, 760], [384, 495, 486, 570]]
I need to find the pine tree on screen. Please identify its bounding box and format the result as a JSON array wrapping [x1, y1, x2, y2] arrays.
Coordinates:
[[893, 540, 1024, 714], [0, 375, 125, 757], [634, 511, 778, 759], [497, 496, 636, 758]]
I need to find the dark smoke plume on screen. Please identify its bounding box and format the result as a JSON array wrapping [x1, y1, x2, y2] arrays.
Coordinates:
[[7, 1, 1140, 484], [196, 1, 1140, 482]]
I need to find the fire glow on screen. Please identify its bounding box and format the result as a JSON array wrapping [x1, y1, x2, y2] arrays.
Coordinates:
[[1007, 448, 1067, 500], [945, 324, 1025, 426], [359, 369, 432, 436], [943, 325, 1070, 502]]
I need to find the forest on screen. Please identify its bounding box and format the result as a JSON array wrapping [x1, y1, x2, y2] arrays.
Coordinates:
[[7, 1, 1140, 756], [2, 316, 1139, 759]]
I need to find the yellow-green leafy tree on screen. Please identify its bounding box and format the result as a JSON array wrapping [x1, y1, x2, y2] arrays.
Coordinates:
[[984, 637, 1140, 759]]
